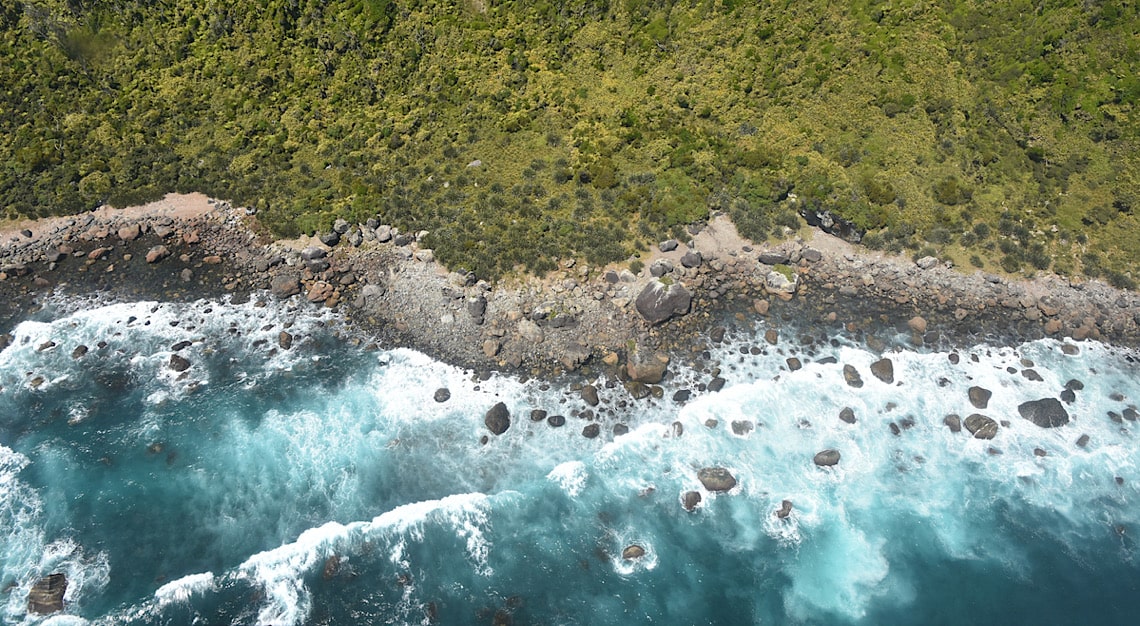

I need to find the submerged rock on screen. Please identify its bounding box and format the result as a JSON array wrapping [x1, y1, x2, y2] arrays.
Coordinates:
[[27, 573, 67, 615], [484, 402, 510, 435], [1018, 398, 1070, 428], [697, 467, 737, 492]]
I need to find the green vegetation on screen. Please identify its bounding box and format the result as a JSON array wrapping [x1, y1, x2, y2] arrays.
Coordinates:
[[1, 0, 1137, 282]]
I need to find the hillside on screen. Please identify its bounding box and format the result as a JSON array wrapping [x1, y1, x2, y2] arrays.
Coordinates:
[[1, 0, 1137, 284]]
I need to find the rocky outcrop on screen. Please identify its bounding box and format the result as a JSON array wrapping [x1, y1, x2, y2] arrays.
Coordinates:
[[681, 490, 702, 511], [484, 402, 510, 435], [635, 280, 692, 325], [697, 467, 737, 492], [1018, 398, 1070, 428], [27, 573, 67, 615]]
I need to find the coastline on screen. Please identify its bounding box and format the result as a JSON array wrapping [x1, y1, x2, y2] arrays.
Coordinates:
[[2, 193, 1138, 379]]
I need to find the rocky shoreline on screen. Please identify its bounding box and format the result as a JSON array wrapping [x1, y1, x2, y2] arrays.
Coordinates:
[[2, 193, 1139, 382]]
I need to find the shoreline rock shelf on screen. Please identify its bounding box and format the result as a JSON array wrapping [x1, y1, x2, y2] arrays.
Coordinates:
[[2, 193, 1139, 385]]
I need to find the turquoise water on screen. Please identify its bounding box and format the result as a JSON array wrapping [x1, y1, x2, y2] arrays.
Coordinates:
[[1, 297, 1139, 625]]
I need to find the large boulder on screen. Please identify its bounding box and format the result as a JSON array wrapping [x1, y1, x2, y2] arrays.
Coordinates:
[[621, 545, 646, 560], [145, 245, 171, 263], [843, 364, 864, 388], [635, 280, 692, 325], [27, 573, 67, 615], [968, 386, 992, 409], [1018, 398, 1070, 428], [697, 467, 737, 492], [964, 414, 999, 439], [870, 358, 894, 384], [764, 269, 798, 298], [484, 402, 511, 435], [626, 350, 669, 384], [270, 274, 302, 298]]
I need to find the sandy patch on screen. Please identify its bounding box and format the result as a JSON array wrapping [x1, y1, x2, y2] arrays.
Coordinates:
[[0, 192, 217, 243]]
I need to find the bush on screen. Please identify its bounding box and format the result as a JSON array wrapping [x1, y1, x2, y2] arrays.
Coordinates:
[[629, 259, 644, 274], [970, 254, 985, 268]]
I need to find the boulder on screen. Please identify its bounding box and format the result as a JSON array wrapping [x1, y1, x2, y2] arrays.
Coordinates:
[[529, 409, 547, 422], [621, 545, 646, 560], [843, 364, 864, 388], [968, 386, 992, 409], [758, 251, 789, 265], [319, 231, 341, 247], [916, 256, 939, 270], [964, 414, 999, 439], [117, 224, 141, 241], [907, 316, 928, 334], [582, 423, 601, 439], [776, 500, 794, 519], [1076, 434, 1090, 448], [659, 239, 679, 252], [145, 245, 171, 263], [707, 377, 726, 392], [434, 388, 451, 403], [813, 449, 841, 466], [680, 250, 703, 268], [681, 491, 702, 511], [1018, 398, 1070, 428], [731, 420, 754, 436], [27, 573, 67, 615], [764, 269, 797, 298], [870, 358, 894, 384], [626, 351, 669, 384], [635, 280, 692, 325], [547, 414, 566, 427], [801, 248, 822, 263], [278, 331, 293, 350], [839, 407, 856, 424], [484, 402, 510, 435], [169, 354, 191, 372], [270, 274, 301, 298], [943, 414, 962, 433], [580, 384, 600, 407], [697, 467, 737, 492], [786, 357, 802, 371], [71, 344, 88, 359]]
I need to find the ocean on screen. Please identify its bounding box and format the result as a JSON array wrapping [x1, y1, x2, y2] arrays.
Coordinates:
[[1, 295, 1138, 625]]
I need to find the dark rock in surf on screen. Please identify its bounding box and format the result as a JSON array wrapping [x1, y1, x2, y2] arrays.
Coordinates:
[[839, 407, 856, 424], [968, 386, 992, 409], [943, 414, 962, 433], [270, 274, 302, 298], [621, 545, 646, 560], [813, 449, 841, 466], [870, 358, 894, 384], [964, 414, 998, 439], [681, 491, 702, 511], [1076, 434, 1090, 448], [547, 414, 566, 427], [580, 384, 599, 407], [582, 423, 601, 439], [169, 354, 191, 372], [71, 344, 88, 359], [707, 377, 726, 392], [530, 409, 547, 422], [433, 388, 450, 403], [697, 467, 737, 492], [843, 364, 863, 388], [1018, 398, 1070, 428], [484, 402, 510, 435], [776, 500, 793, 519]]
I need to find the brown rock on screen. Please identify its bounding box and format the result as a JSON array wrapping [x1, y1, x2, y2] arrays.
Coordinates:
[[908, 316, 928, 334], [117, 224, 141, 241], [621, 545, 646, 560], [681, 490, 702, 511], [776, 499, 793, 519], [968, 386, 992, 409], [278, 331, 293, 350], [697, 467, 737, 492], [169, 354, 191, 372], [964, 414, 998, 439], [869, 358, 894, 384], [145, 245, 171, 263], [27, 573, 67, 615]]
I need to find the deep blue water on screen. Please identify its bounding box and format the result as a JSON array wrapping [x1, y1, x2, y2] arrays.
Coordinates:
[[1, 296, 1139, 625]]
